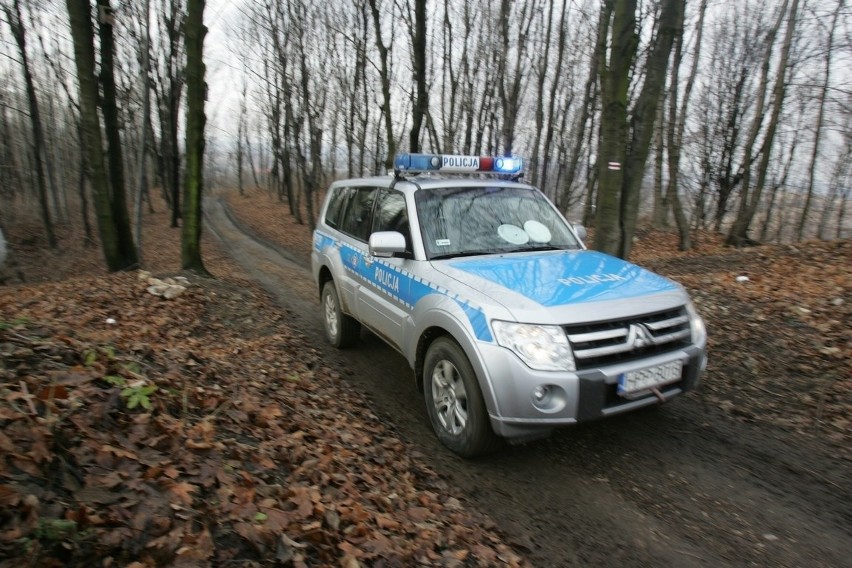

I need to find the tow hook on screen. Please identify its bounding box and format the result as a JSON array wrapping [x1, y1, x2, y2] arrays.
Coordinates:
[[651, 387, 666, 404]]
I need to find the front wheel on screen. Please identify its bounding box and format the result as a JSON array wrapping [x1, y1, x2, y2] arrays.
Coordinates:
[[423, 337, 501, 457], [321, 281, 360, 348]]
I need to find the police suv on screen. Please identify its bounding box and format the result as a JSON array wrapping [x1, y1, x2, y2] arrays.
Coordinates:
[[312, 153, 707, 457]]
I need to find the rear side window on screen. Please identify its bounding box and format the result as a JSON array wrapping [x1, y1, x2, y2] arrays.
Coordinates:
[[340, 187, 378, 241], [324, 186, 354, 230]]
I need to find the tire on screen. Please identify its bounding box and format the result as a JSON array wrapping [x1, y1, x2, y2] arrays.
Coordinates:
[[423, 337, 501, 457], [321, 281, 360, 348]]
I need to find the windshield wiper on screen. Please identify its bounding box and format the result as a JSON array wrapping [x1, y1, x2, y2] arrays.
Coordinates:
[[503, 245, 573, 253], [430, 250, 497, 260]]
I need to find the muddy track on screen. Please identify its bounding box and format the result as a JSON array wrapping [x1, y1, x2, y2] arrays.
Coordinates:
[[205, 198, 851, 568]]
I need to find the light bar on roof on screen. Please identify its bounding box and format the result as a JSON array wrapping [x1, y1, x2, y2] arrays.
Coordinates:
[[394, 153, 524, 176]]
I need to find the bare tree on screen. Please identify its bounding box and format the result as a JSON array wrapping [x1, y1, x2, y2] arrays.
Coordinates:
[[3, 0, 56, 248], [692, 2, 767, 234], [152, 0, 186, 227], [665, 0, 708, 250], [536, 0, 572, 197], [65, 0, 138, 271], [819, 122, 851, 239], [796, 0, 842, 241], [134, 0, 152, 262], [236, 75, 247, 196], [407, 0, 428, 152], [727, 0, 799, 246], [287, 0, 331, 230], [559, 3, 606, 212], [368, 0, 395, 170], [181, 0, 207, 273], [529, 0, 556, 187], [596, 0, 684, 259], [496, 0, 535, 157]]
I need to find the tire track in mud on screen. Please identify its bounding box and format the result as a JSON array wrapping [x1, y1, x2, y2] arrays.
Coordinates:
[[205, 197, 851, 568]]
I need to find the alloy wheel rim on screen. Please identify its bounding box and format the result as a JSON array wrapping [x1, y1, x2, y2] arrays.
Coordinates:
[[431, 359, 468, 435], [324, 292, 338, 339]]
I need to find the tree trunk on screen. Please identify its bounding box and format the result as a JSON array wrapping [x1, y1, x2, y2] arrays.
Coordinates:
[[245, 123, 260, 188], [666, 0, 707, 251], [595, 0, 636, 256], [368, 0, 395, 170], [651, 106, 667, 228], [237, 77, 247, 196], [596, 0, 683, 259], [181, 0, 208, 273], [66, 0, 137, 271], [409, 0, 427, 152], [5, 0, 57, 249], [78, 151, 95, 247], [820, 131, 850, 240], [97, 0, 138, 267], [618, 0, 684, 257], [761, 126, 798, 241], [497, 0, 533, 157], [152, 0, 186, 228], [796, 0, 840, 242], [530, 0, 555, 187], [134, 0, 152, 264], [727, 0, 798, 247], [539, 0, 569, 197], [4, 0, 57, 249], [560, 5, 607, 211]]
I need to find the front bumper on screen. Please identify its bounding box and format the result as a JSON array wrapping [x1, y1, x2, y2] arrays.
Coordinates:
[[478, 343, 706, 440]]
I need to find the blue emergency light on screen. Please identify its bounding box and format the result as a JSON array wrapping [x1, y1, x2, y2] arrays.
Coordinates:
[[394, 153, 524, 176]]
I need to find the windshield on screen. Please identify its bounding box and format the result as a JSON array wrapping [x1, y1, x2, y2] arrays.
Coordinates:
[[414, 186, 580, 260]]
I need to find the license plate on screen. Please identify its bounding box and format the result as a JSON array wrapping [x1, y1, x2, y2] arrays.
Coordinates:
[[618, 360, 683, 396]]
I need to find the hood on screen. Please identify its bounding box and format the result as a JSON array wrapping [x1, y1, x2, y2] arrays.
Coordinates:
[[434, 250, 679, 309]]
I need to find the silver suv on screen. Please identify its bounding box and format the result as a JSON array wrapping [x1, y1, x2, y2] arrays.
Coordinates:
[[312, 154, 707, 457]]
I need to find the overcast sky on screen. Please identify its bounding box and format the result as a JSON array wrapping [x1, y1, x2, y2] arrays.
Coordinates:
[[203, 0, 243, 143]]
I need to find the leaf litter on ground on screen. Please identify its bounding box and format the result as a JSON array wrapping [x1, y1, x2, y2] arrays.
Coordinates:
[[0, 196, 529, 566], [1, 273, 527, 566]]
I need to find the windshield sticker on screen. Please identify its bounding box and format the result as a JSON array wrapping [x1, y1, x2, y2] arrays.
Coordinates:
[[436, 239, 451, 246], [497, 224, 529, 245], [523, 220, 552, 243]]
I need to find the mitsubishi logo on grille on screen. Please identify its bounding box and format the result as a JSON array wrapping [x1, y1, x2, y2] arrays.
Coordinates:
[[627, 323, 654, 349]]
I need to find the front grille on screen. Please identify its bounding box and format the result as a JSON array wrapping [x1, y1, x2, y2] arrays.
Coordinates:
[[565, 307, 691, 370]]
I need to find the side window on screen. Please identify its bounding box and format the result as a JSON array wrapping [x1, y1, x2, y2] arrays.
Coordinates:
[[340, 187, 377, 241], [373, 189, 411, 252], [324, 186, 354, 230]]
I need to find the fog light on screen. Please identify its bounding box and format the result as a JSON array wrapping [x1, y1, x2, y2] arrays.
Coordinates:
[[531, 384, 567, 414]]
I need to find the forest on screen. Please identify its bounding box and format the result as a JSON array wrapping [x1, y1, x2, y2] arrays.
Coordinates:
[[1, 2, 851, 565], [0, 0, 849, 265]]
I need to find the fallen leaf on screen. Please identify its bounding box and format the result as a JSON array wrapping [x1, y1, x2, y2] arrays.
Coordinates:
[[169, 482, 197, 506]]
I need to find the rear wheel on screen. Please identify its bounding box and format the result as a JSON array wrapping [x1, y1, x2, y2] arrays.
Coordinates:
[[423, 337, 501, 457], [321, 281, 360, 348]]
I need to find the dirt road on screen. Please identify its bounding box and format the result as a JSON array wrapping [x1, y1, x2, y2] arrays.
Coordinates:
[[205, 197, 851, 567]]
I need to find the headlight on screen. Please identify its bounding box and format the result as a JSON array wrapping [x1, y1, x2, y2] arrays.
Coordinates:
[[491, 321, 575, 371], [686, 301, 707, 348]]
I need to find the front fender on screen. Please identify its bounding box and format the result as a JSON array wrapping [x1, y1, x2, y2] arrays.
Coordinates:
[[407, 293, 508, 419]]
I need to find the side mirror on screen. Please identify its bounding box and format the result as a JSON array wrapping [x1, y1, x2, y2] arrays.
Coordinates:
[[572, 223, 587, 243], [369, 231, 407, 258]]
